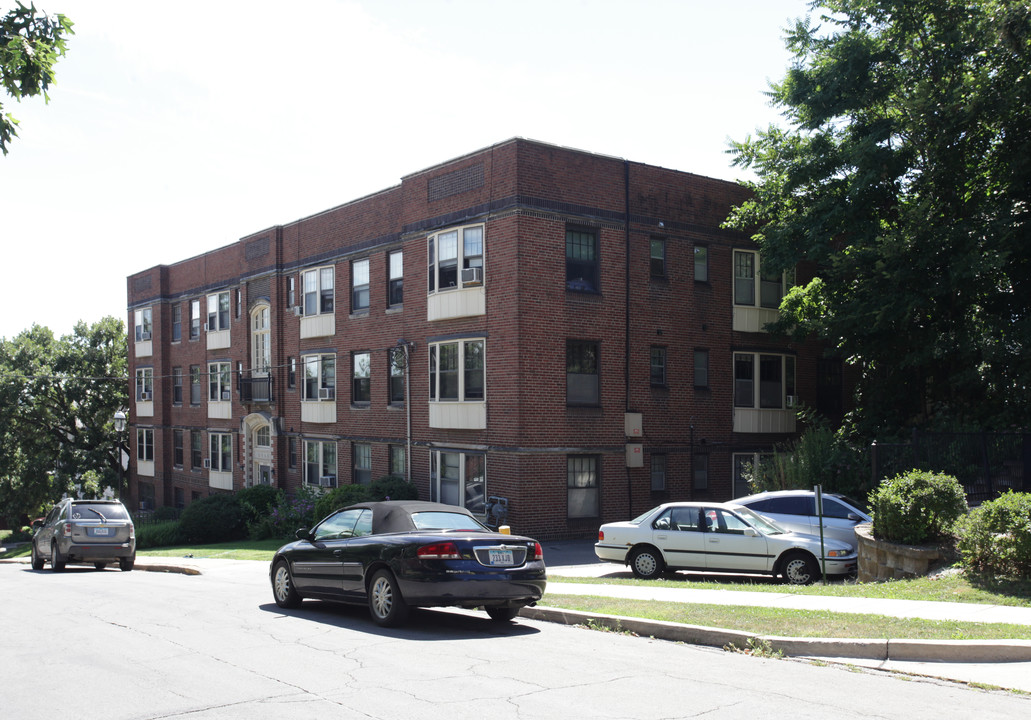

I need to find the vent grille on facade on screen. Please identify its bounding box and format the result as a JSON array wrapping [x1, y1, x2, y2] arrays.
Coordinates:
[[428, 163, 484, 202]]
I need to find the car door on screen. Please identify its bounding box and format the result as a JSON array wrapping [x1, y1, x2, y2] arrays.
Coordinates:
[[331, 509, 375, 598], [761, 496, 815, 536], [651, 507, 706, 571], [35, 505, 61, 556], [813, 497, 866, 545], [702, 507, 772, 573], [289, 509, 364, 597]]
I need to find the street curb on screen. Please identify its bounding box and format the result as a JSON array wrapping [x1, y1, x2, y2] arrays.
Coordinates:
[[0, 556, 201, 576], [521, 606, 1031, 663]]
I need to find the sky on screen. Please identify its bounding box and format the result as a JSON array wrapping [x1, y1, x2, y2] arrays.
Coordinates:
[[0, 0, 816, 342]]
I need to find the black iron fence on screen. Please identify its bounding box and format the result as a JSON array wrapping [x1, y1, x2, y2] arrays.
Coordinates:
[[871, 431, 1030, 504]]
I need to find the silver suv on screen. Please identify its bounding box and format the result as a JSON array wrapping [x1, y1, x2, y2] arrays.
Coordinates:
[[733, 490, 871, 546], [31, 499, 136, 571]]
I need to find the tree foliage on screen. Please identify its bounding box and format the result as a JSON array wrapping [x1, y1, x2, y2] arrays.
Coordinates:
[[1, 2, 74, 154], [725, 0, 1031, 435], [0, 318, 127, 524]]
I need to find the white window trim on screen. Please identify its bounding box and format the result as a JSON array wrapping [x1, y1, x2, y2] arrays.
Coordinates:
[[209, 432, 233, 472], [304, 439, 337, 487], [301, 353, 336, 402], [427, 223, 485, 294], [207, 291, 231, 332], [208, 362, 232, 402], [302, 266, 335, 317], [732, 352, 797, 434], [429, 449, 486, 515], [134, 307, 153, 342]]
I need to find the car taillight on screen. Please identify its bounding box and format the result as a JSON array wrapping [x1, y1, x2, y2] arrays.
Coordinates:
[[62, 523, 72, 536], [598, 530, 605, 542], [531, 541, 543, 561], [417, 542, 461, 560]]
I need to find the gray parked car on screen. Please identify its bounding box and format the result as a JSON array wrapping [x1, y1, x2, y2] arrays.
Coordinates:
[[733, 490, 871, 546], [31, 498, 136, 571]]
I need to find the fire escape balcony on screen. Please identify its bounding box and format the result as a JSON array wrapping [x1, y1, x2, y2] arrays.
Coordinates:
[[239, 374, 275, 404]]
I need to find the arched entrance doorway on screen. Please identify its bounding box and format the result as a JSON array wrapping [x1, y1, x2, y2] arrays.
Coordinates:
[[242, 413, 276, 487]]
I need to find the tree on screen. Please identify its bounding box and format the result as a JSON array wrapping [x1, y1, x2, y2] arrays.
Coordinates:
[[0, 318, 127, 524], [1, 2, 74, 154], [725, 0, 1031, 435]]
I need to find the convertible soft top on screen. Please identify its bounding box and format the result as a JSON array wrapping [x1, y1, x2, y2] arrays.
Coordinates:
[[342, 500, 479, 535]]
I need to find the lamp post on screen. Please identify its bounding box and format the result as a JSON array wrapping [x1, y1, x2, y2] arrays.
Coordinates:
[[113, 410, 127, 502]]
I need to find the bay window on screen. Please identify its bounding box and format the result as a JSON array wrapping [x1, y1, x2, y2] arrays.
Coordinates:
[[429, 339, 484, 402], [302, 354, 336, 400], [208, 362, 231, 401], [303, 266, 335, 316], [427, 224, 484, 293], [304, 440, 337, 487], [207, 291, 230, 331], [209, 432, 232, 472]]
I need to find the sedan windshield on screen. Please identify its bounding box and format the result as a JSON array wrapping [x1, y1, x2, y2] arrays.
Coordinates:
[[411, 511, 488, 531], [732, 505, 785, 535]]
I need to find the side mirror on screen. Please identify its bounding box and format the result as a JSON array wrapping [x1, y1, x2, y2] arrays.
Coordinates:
[[847, 513, 861, 522], [295, 528, 314, 542], [743, 527, 758, 537], [31, 519, 43, 529]]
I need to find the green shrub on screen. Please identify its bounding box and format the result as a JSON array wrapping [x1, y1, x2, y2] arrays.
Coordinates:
[[368, 475, 419, 501], [177, 493, 247, 544], [152, 506, 180, 522], [135, 520, 183, 549], [313, 484, 371, 523], [250, 485, 321, 540], [868, 469, 968, 544], [236, 484, 284, 539], [957, 492, 1031, 578]]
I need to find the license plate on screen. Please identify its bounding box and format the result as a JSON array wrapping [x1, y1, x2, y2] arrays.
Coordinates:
[[488, 549, 514, 566], [93, 527, 110, 536]]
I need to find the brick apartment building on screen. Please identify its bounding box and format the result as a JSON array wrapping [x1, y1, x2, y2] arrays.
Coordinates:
[[124, 138, 844, 539]]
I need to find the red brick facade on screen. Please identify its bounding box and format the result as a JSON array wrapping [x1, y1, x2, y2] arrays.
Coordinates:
[[124, 138, 845, 539]]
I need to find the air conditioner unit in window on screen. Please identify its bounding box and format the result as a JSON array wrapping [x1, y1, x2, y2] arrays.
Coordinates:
[[319, 475, 335, 487], [221, 390, 231, 401], [319, 387, 335, 400], [203, 458, 211, 469], [140, 391, 152, 401], [461, 267, 483, 285], [293, 305, 303, 317], [203, 322, 208, 332], [786, 395, 797, 408], [141, 331, 151, 341]]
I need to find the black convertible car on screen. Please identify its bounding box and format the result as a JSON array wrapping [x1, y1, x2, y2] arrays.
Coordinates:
[[269, 500, 547, 626]]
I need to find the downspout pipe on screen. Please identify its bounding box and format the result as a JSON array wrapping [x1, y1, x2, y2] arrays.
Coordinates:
[[624, 159, 632, 515]]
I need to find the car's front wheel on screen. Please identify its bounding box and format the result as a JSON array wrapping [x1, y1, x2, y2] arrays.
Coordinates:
[[781, 551, 819, 585], [271, 560, 301, 608], [629, 546, 664, 579], [368, 569, 409, 627], [485, 606, 519, 622], [50, 542, 66, 572], [30, 542, 45, 570]]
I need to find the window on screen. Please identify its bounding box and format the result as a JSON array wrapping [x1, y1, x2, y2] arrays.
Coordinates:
[[566, 226, 599, 292], [566, 340, 599, 405], [190, 365, 201, 405], [172, 367, 183, 404], [650, 238, 665, 277], [173, 430, 184, 467], [693, 453, 709, 490], [350, 258, 370, 312], [251, 306, 271, 374], [287, 276, 296, 308], [287, 357, 296, 389], [190, 299, 201, 339], [650, 347, 666, 386], [353, 443, 371, 485], [388, 250, 403, 306], [135, 368, 153, 401], [734, 250, 791, 308], [136, 428, 154, 462], [208, 362, 231, 401], [734, 353, 796, 409], [190, 430, 202, 469], [694, 246, 708, 282], [428, 339, 484, 401], [302, 354, 336, 400], [389, 348, 405, 403], [209, 432, 232, 472], [430, 450, 485, 514], [134, 308, 153, 342], [288, 437, 298, 469], [352, 351, 371, 404], [427, 224, 484, 293], [694, 349, 709, 388], [303, 266, 334, 316], [235, 288, 242, 318], [567, 455, 599, 518], [207, 291, 230, 331], [304, 439, 337, 486], [389, 445, 405, 477], [255, 426, 271, 447], [651, 454, 666, 491], [171, 304, 182, 342]]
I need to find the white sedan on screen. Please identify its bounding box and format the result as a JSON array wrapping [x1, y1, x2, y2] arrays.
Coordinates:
[[595, 502, 857, 584]]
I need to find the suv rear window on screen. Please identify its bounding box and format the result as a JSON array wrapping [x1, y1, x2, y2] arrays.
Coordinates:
[[70, 503, 130, 521]]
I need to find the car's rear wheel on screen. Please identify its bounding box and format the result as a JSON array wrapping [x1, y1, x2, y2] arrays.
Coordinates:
[[119, 556, 135, 572], [272, 560, 301, 608], [629, 546, 664, 579], [94, 562, 107, 570], [30, 542, 45, 570], [485, 606, 519, 622], [50, 542, 66, 572], [781, 551, 819, 585], [368, 569, 409, 627]]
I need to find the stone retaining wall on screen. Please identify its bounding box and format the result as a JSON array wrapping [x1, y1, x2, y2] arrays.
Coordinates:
[[855, 524, 943, 582]]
